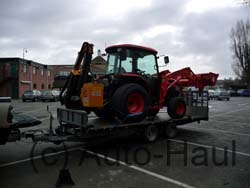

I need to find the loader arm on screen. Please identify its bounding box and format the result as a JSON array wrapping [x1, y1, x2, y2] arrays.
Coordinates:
[[159, 67, 218, 106], [60, 42, 94, 109]]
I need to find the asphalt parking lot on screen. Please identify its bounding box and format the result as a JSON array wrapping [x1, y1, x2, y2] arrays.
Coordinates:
[[1, 97, 250, 188]]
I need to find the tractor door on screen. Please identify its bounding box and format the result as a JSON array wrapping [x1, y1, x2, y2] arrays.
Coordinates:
[[136, 55, 161, 104]]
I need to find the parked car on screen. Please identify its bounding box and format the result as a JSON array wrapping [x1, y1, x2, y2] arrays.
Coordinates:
[[0, 97, 41, 145], [228, 89, 238, 97], [22, 90, 41, 102], [0, 97, 13, 144], [240, 90, 250, 97], [237, 89, 245, 96], [41, 90, 59, 102], [212, 90, 230, 101], [208, 89, 215, 99]]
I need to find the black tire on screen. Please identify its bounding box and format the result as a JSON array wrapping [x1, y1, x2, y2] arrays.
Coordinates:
[[112, 83, 150, 122], [22, 99, 26, 102], [0, 128, 10, 145], [167, 97, 186, 119], [164, 87, 180, 106], [148, 108, 160, 117], [144, 125, 159, 142], [226, 98, 230, 101], [33, 97, 38, 102], [165, 123, 177, 138], [94, 107, 115, 120]]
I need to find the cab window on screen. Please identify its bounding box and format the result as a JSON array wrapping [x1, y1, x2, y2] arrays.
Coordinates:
[[137, 54, 157, 75]]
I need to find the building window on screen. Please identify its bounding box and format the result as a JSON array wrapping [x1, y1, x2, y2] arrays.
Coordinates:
[[48, 70, 51, 77], [33, 67, 36, 74], [33, 83, 37, 89], [42, 83, 44, 89], [23, 65, 27, 73], [48, 84, 51, 89], [41, 69, 44, 76], [58, 71, 70, 76]]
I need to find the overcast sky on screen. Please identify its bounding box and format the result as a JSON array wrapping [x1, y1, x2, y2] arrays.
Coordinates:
[[0, 0, 249, 78]]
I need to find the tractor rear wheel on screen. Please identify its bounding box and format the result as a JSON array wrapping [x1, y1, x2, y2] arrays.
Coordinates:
[[112, 83, 150, 122], [167, 97, 186, 119]]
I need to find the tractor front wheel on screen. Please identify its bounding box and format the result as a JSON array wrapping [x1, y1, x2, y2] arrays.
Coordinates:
[[112, 83, 150, 122], [167, 97, 186, 119]]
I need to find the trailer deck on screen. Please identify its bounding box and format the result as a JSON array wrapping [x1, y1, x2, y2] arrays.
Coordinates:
[[30, 91, 209, 144]]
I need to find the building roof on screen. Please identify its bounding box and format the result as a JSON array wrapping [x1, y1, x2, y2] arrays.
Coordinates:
[[0, 55, 106, 71], [0, 58, 51, 69], [91, 56, 107, 64]]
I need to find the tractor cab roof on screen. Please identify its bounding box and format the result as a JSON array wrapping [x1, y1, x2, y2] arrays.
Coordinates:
[[105, 44, 158, 55]]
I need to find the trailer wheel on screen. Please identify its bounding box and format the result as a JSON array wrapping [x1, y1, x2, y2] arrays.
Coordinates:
[[167, 97, 186, 119], [165, 123, 177, 138], [144, 125, 159, 142], [112, 83, 150, 122]]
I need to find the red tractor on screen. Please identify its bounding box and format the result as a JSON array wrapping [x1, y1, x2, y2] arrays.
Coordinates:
[[60, 42, 218, 122]]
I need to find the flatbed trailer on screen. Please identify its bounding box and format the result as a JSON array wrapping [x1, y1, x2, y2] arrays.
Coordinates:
[[31, 91, 209, 144]]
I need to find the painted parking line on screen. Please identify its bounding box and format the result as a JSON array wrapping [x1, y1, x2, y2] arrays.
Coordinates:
[[13, 103, 58, 110], [186, 126, 250, 137], [80, 148, 196, 188], [208, 119, 250, 127], [39, 113, 57, 122], [14, 106, 57, 114], [169, 139, 250, 157], [13, 105, 35, 111], [13, 104, 38, 110], [211, 114, 250, 120], [237, 102, 250, 106], [0, 147, 81, 168], [210, 106, 250, 118]]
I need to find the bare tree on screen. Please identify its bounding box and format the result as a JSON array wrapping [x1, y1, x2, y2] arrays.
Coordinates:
[[242, 0, 250, 5], [236, 0, 250, 5], [230, 19, 250, 89]]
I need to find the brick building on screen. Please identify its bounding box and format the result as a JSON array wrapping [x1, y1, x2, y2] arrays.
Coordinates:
[[0, 55, 107, 98], [0, 58, 53, 98]]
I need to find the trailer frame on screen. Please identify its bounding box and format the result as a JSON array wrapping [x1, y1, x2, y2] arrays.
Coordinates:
[[29, 91, 209, 144]]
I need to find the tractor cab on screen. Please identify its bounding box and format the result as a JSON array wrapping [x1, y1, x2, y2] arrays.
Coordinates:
[[105, 44, 162, 104], [105, 44, 159, 76]]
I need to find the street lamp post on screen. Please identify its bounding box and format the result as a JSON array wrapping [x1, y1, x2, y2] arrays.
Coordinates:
[[23, 48, 27, 60], [22, 48, 32, 90]]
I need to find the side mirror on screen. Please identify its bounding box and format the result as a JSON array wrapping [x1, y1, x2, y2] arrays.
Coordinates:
[[164, 56, 169, 64]]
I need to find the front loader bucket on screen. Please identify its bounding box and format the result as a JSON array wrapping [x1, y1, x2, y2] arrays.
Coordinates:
[[196, 73, 219, 87]]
